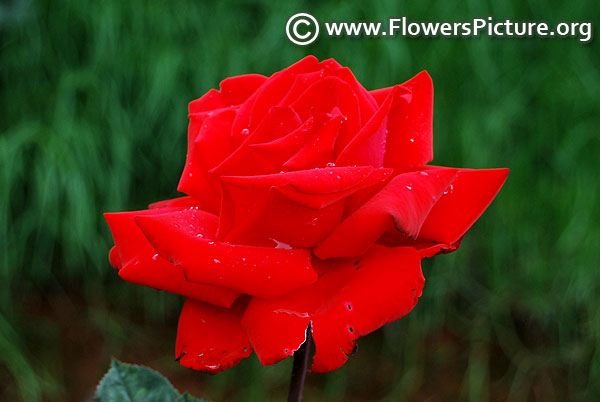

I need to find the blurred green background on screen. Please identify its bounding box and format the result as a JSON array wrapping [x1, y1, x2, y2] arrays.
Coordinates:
[[1, 0, 598, 401]]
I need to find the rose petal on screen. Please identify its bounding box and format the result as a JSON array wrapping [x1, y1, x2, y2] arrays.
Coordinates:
[[241, 245, 424, 372], [218, 74, 269, 106], [176, 297, 252, 373], [314, 168, 457, 259], [278, 70, 326, 107], [336, 85, 411, 167], [283, 108, 344, 170], [275, 168, 393, 210], [248, 117, 317, 168], [291, 76, 361, 153], [104, 209, 240, 307], [231, 56, 320, 144], [329, 66, 378, 126], [178, 108, 236, 213], [189, 73, 267, 113], [377, 227, 462, 258], [220, 186, 346, 248], [418, 167, 509, 244], [135, 209, 318, 299], [378, 71, 434, 170], [221, 166, 375, 195], [108, 246, 121, 269], [210, 107, 302, 176]]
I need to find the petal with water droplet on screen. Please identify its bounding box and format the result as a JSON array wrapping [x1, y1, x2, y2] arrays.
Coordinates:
[[314, 168, 456, 259], [241, 246, 423, 371], [104, 209, 240, 307], [135, 209, 317, 299], [176, 297, 252, 373]]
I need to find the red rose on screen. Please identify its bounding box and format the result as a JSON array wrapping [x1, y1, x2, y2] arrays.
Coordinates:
[[105, 56, 508, 373]]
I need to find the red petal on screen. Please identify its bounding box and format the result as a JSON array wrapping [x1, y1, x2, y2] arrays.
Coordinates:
[[221, 166, 374, 195], [377, 228, 462, 258], [224, 186, 346, 248], [108, 246, 121, 269], [104, 209, 240, 307], [290, 76, 361, 153], [231, 56, 320, 144], [314, 168, 456, 259], [278, 70, 326, 107], [210, 107, 302, 176], [178, 108, 236, 213], [189, 73, 267, 113], [218, 74, 268, 106], [418, 167, 509, 244], [242, 246, 424, 372], [176, 297, 252, 373], [381, 71, 434, 170], [336, 85, 411, 167], [283, 109, 344, 170], [135, 209, 318, 299], [329, 66, 378, 127], [248, 117, 317, 168], [275, 168, 393, 210]]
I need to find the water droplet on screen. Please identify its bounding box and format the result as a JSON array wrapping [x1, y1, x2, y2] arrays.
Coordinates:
[[152, 254, 159, 261], [213, 258, 221, 264], [198, 353, 204, 357], [326, 162, 336, 167], [242, 257, 246, 262], [208, 241, 215, 245], [409, 138, 415, 143], [420, 171, 429, 176], [336, 175, 341, 179], [241, 128, 250, 135], [188, 173, 193, 178], [196, 233, 204, 238], [405, 185, 412, 190], [273, 239, 292, 249]]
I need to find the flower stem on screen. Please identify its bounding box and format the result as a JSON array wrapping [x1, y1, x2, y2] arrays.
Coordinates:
[[287, 323, 312, 402]]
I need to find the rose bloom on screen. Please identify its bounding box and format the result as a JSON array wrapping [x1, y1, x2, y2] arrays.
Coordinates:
[[105, 56, 508, 373]]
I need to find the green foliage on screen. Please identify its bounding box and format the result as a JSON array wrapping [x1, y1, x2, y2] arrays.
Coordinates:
[[94, 359, 206, 402], [0, 0, 599, 401]]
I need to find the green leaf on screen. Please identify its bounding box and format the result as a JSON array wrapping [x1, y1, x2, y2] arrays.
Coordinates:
[[94, 359, 179, 402], [175, 393, 208, 402]]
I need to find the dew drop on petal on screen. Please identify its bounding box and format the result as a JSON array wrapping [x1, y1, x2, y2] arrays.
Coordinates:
[[213, 258, 221, 264], [405, 185, 412, 190], [152, 254, 159, 261], [420, 171, 429, 176], [272, 239, 292, 249], [241, 128, 250, 135]]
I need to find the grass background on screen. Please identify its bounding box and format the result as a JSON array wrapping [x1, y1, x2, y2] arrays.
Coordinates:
[[1, 0, 598, 401]]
